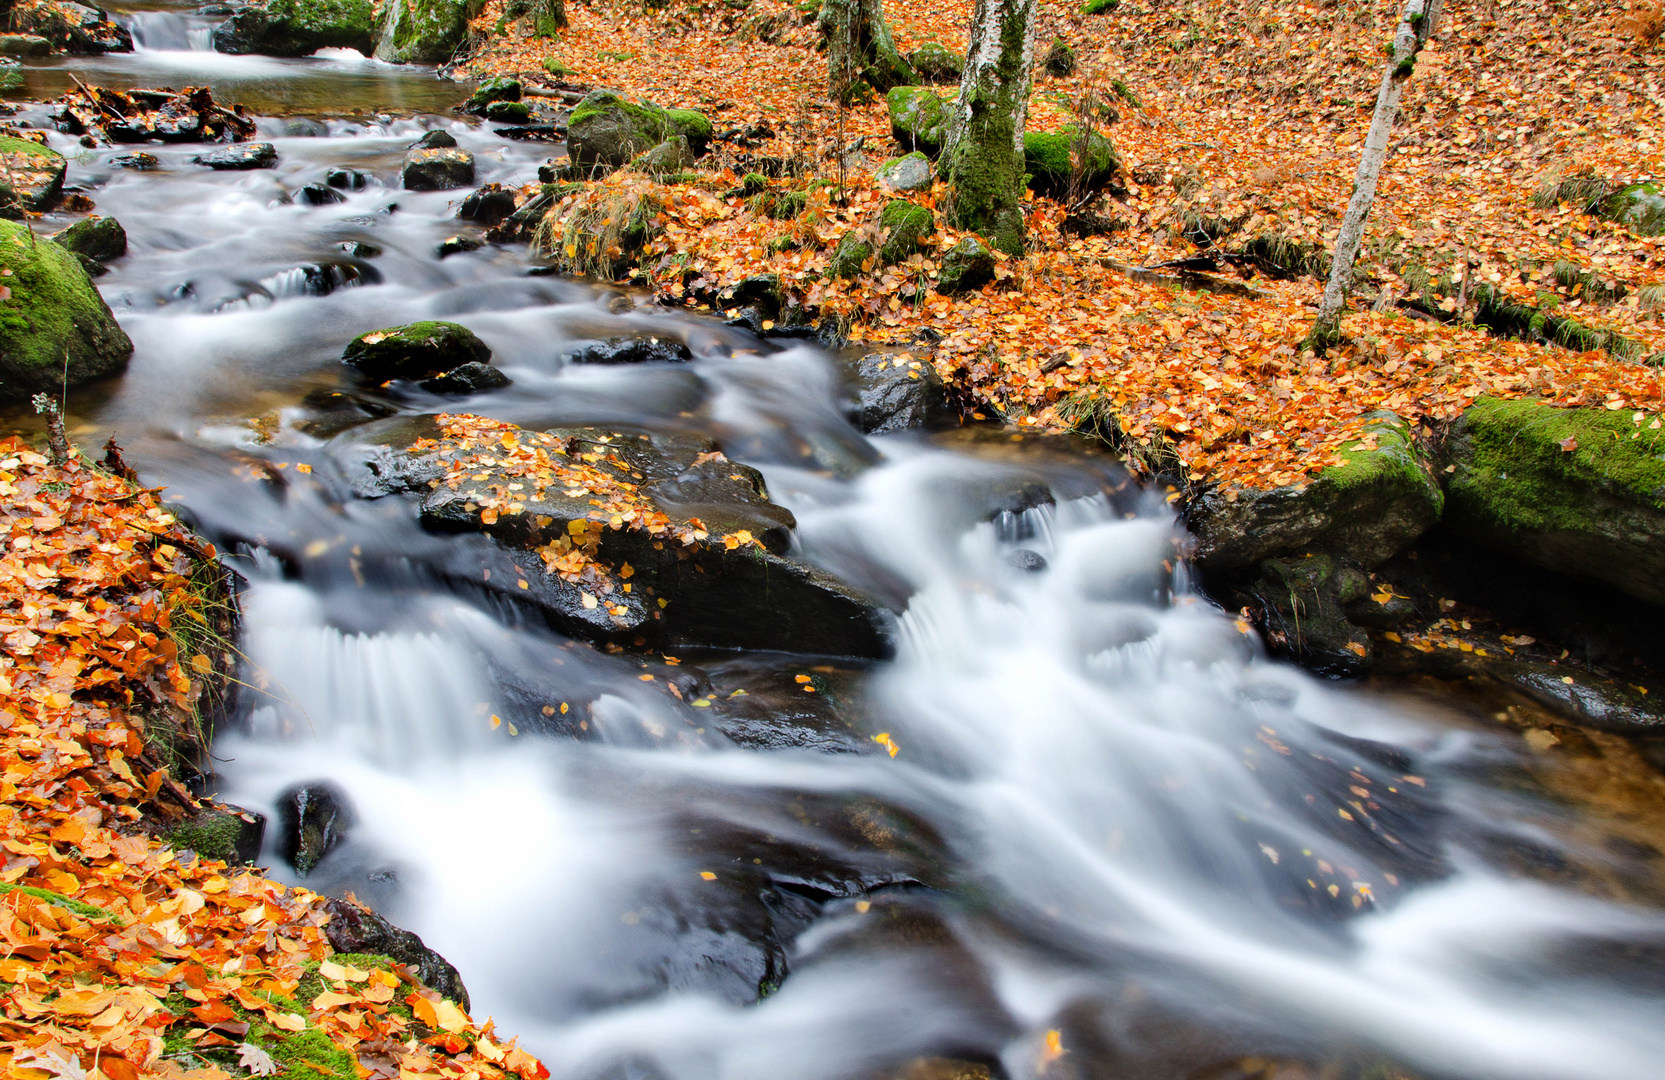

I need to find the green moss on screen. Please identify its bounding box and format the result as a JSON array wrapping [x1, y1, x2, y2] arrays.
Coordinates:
[[741, 172, 769, 195], [542, 58, 575, 76], [1022, 127, 1119, 196], [886, 86, 949, 156], [664, 107, 713, 145], [378, 0, 484, 64], [268, 1028, 357, 1080], [467, 76, 522, 111], [0, 219, 133, 402], [1324, 412, 1439, 500], [162, 810, 250, 865], [828, 232, 874, 279], [484, 100, 531, 123], [1605, 181, 1665, 237], [1082, 0, 1119, 12], [937, 235, 994, 294], [877, 198, 932, 261], [0, 136, 65, 216], [222, 0, 378, 55], [0, 882, 115, 920]]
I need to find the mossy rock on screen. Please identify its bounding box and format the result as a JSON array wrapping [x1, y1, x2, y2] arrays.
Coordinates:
[[907, 40, 962, 83], [484, 99, 531, 123], [876, 150, 932, 192], [1044, 38, 1077, 77], [827, 231, 875, 279], [342, 320, 491, 382], [1081, 0, 1119, 12], [0, 136, 65, 218], [1443, 397, 1665, 606], [664, 108, 713, 152], [373, 0, 486, 64], [543, 58, 575, 77], [52, 215, 126, 262], [568, 90, 710, 171], [887, 86, 949, 157], [466, 75, 521, 113], [1232, 552, 1373, 678], [0, 219, 133, 402], [877, 199, 932, 261], [630, 135, 694, 176], [163, 805, 265, 865], [1190, 412, 1443, 569], [937, 235, 994, 294], [212, 0, 378, 56], [1604, 182, 1665, 237], [1023, 128, 1119, 196], [0, 34, 53, 57]]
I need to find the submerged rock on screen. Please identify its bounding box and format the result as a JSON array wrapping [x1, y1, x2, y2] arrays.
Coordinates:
[[402, 145, 475, 190], [51, 215, 126, 263], [326, 166, 370, 190], [421, 361, 509, 394], [192, 141, 278, 169], [0, 218, 133, 402], [1483, 661, 1665, 735], [0, 136, 65, 217], [402, 417, 891, 656], [297, 181, 347, 205], [457, 182, 516, 224], [276, 781, 353, 876], [322, 895, 470, 1008], [436, 234, 482, 258], [1443, 397, 1665, 607], [565, 335, 693, 365], [342, 320, 491, 382], [845, 352, 953, 434], [212, 0, 377, 56], [1232, 552, 1373, 678]]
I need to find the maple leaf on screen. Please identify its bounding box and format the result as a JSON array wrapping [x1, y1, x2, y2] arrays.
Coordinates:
[[236, 1043, 278, 1077]]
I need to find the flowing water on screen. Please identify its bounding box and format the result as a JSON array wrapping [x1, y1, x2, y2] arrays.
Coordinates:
[[4, 17, 1665, 1080]]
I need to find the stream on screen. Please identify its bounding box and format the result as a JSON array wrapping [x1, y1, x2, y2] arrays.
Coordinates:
[[4, 13, 1665, 1080]]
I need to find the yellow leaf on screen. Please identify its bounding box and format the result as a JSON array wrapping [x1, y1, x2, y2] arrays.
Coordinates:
[[191, 654, 212, 673], [581, 592, 599, 609], [310, 990, 357, 1011], [699, 871, 717, 881], [266, 1010, 306, 1032], [431, 997, 470, 1033]]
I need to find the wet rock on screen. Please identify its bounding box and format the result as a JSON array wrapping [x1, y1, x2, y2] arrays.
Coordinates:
[[714, 273, 786, 320], [484, 189, 554, 243], [483, 100, 531, 124], [9, 2, 132, 54], [436, 234, 482, 258], [162, 803, 266, 865], [1005, 548, 1048, 572], [52, 84, 257, 145], [906, 41, 962, 83], [192, 141, 278, 169], [337, 239, 382, 258], [463, 75, 521, 114], [297, 181, 347, 205], [1443, 397, 1665, 607], [343, 320, 491, 382], [0, 136, 65, 217], [630, 135, 695, 177], [887, 86, 949, 158], [0, 218, 132, 402], [565, 335, 693, 365], [1483, 661, 1665, 735], [322, 895, 470, 1008], [457, 182, 516, 224], [421, 360, 510, 394], [296, 386, 396, 437], [326, 166, 370, 189], [277, 116, 329, 137], [1232, 552, 1373, 678], [845, 353, 953, 434], [937, 235, 994, 294], [276, 781, 353, 876], [110, 151, 159, 169], [567, 89, 712, 173], [401, 146, 475, 191], [374, 0, 482, 64], [411, 128, 457, 149], [876, 150, 932, 193], [212, 0, 377, 57], [1190, 412, 1443, 570], [410, 424, 892, 656], [50, 215, 126, 262], [0, 35, 53, 57]]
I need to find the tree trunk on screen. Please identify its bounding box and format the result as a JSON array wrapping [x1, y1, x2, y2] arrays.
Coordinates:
[[821, 0, 915, 98], [943, 0, 1038, 255], [1306, 0, 1440, 351], [536, 0, 566, 34]]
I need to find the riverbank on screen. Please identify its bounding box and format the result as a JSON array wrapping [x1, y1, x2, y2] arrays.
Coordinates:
[[0, 439, 544, 1080]]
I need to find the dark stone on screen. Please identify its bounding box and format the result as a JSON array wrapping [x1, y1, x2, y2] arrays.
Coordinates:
[[278, 117, 329, 137], [337, 240, 382, 258], [937, 236, 995, 294], [9, 1, 132, 54], [401, 146, 475, 191], [483, 100, 531, 124], [1483, 662, 1665, 735], [276, 782, 353, 876], [51, 215, 126, 261], [845, 352, 953, 434], [326, 167, 370, 190], [412, 128, 457, 149], [716, 273, 784, 319], [343, 321, 491, 382], [322, 896, 470, 1008], [210, 0, 377, 57], [1233, 553, 1372, 679], [485, 190, 553, 243], [421, 361, 509, 394], [192, 142, 278, 170], [566, 335, 693, 365], [162, 804, 266, 865], [436, 234, 483, 258], [464, 75, 521, 113], [297, 182, 347, 205], [110, 152, 160, 169], [724, 306, 766, 334], [457, 183, 517, 224], [492, 124, 562, 141], [1044, 38, 1077, 77]]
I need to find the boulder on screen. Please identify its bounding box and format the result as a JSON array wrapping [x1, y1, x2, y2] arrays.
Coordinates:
[[51, 85, 257, 144], [322, 896, 470, 1008], [212, 0, 377, 56], [421, 361, 509, 394], [401, 146, 475, 190], [342, 321, 491, 381], [51, 215, 126, 262], [464, 76, 521, 113], [162, 803, 266, 865], [192, 141, 278, 169], [0, 219, 133, 402], [887, 86, 949, 157], [1607, 182, 1665, 237], [9, 2, 132, 54], [1043, 38, 1077, 77], [1189, 412, 1443, 570], [0, 138, 65, 218], [277, 782, 353, 876], [828, 199, 933, 279], [1483, 660, 1665, 735], [1023, 128, 1119, 196], [457, 183, 517, 224], [1442, 397, 1665, 607], [936, 235, 994, 294], [630, 135, 695, 176], [565, 335, 693, 365], [483, 99, 531, 124], [373, 0, 484, 64], [845, 352, 952, 434], [435, 234, 482, 257], [1231, 552, 1373, 679], [567, 89, 711, 172], [297, 181, 346, 204], [327, 166, 370, 189], [906, 41, 962, 83], [404, 418, 892, 656], [876, 150, 932, 192], [411, 128, 457, 149], [0, 35, 53, 57]]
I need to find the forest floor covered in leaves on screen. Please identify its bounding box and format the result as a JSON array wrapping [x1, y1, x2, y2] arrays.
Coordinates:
[[469, 0, 1665, 490], [0, 440, 547, 1080]]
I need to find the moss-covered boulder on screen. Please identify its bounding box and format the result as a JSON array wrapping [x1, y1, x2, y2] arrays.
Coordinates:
[[566, 91, 711, 172], [887, 86, 949, 157], [342, 321, 491, 382], [212, 0, 378, 56], [629, 135, 695, 176], [907, 41, 962, 83], [827, 200, 933, 279], [937, 235, 994, 294], [0, 35, 52, 57], [1023, 128, 1119, 196], [8, 2, 131, 54], [0, 137, 65, 218], [1443, 397, 1665, 606], [1190, 411, 1444, 569], [876, 150, 932, 192], [1081, 0, 1119, 12], [1607, 182, 1665, 237], [464, 75, 520, 113], [51, 215, 126, 262], [1231, 552, 1373, 678], [373, 0, 484, 63], [0, 219, 133, 402], [483, 99, 531, 123], [163, 804, 265, 865]]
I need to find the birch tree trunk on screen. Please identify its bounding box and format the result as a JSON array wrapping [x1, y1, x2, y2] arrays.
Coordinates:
[[1306, 0, 1440, 351], [820, 0, 916, 99], [942, 0, 1038, 255]]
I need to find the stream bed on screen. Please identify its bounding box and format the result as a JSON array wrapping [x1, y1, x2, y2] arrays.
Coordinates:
[[4, 14, 1665, 1080]]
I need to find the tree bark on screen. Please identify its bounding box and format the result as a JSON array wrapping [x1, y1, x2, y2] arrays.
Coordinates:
[[1306, 0, 1439, 350], [943, 0, 1038, 255], [536, 0, 566, 33], [821, 0, 916, 98]]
